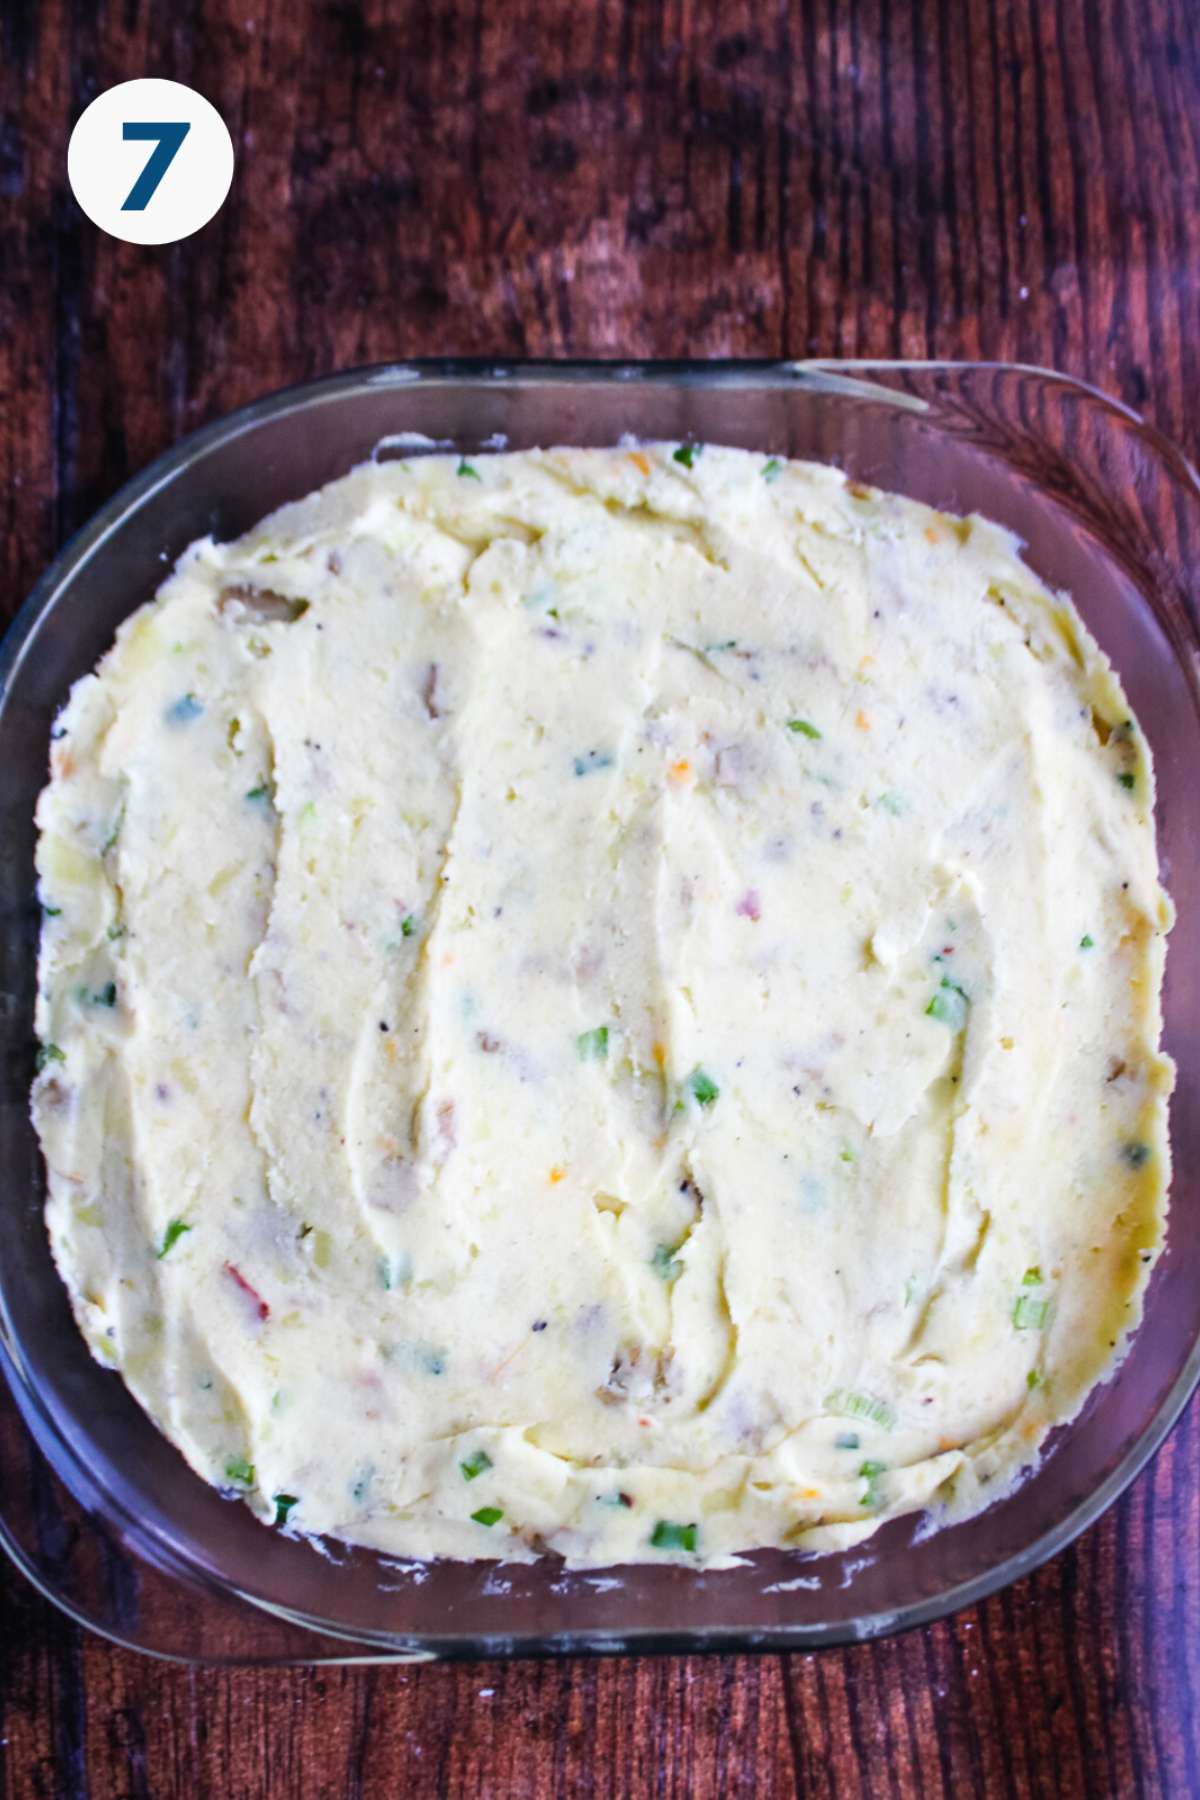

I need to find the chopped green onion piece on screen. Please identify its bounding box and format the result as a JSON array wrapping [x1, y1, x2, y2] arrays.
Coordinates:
[[926, 976, 969, 1029], [157, 1219, 192, 1260], [42, 903, 62, 918], [246, 782, 272, 802], [1012, 1294, 1050, 1330], [457, 458, 481, 480], [1117, 771, 1136, 790], [652, 1243, 683, 1282], [859, 1460, 887, 1507], [576, 1025, 609, 1061], [94, 982, 118, 1008], [762, 458, 783, 482], [834, 1431, 860, 1450], [1026, 1369, 1043, 1391], [1022, 1266, 1042, 1286], [107, 922, 127, 940], [400, 913, 417, 938], [573, 749, 614, 776], [650, 1519, 697, 1552], [166, 692, 204, 726], [471, 1506, 504, 1527], [274, 1492, 299, 1526], [787, 718, 822, 740], [35, 1043, 65, 1071], [672, 444, 702, 469], [685, 1068, 719, 1108], [825, 1388, 897, 1431], [460, 1449, 493, 1482], [225, 1457, 255, 1487], [1080, 934, 1094, 949]]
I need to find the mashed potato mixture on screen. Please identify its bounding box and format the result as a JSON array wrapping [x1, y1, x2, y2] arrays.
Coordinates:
[[31, 446, 1172, 1566]]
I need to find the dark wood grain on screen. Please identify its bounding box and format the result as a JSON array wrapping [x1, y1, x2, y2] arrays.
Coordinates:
[[4, 0, 1200, 1794]]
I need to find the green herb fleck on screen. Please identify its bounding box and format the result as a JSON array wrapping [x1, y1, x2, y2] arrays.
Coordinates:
[[93, 981, 118, 1008], [825, 1388, 897, 1431], [1026, 1369, 1043, 1391], [1080, 934, 1094, 949], [273, 1493, 299, 1527], [157, 1219, 192, 1260], [166, 692, 204, 726], [926, 976, 969, 1029], [457, 457, 481, 480], [246, 781, 273, 803], [35, 1043, 66, 1072], [42, 903, 62, 918], [672, 444, 703, 469], [224, 1457, 255, 1487], [101, 812, 124, 855], [1121, 1141, 1150, 1170], [1012, 1294, 1050, 1330], [835, 1431, 860, 1450], [650, 1519, 697, 1552], [685, 1067, 720, 1108], [1117, 771, 1136, 791], [460, 1449, 494, 1482], [762, 458, 783, 483], [576, 1025, 609, 1061], [787, 718, 822, 740], [107, 922, 127, 941], [471, 1505, 504, 1527], [400, 913, 418, 938], [839, 1147, 855, 1163]]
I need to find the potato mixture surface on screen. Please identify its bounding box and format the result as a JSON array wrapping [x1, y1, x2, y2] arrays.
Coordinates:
[[32, 446, 1172, 1566]]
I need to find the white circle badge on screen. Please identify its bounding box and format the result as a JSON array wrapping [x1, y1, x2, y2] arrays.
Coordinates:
[[68, 79, 235, 246]]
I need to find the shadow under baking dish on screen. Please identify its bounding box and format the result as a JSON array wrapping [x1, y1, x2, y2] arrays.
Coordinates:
[[2, 359, 1199, 1664]]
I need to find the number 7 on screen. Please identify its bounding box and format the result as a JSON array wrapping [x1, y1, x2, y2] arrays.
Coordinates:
[[121, 121, 191, 211]]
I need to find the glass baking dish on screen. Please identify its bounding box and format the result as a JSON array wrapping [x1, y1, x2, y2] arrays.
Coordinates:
[[2, 360, 1198, 1664]]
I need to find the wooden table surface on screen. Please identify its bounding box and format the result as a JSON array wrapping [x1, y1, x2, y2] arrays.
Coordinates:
[[4, 1, 1200, 1793]]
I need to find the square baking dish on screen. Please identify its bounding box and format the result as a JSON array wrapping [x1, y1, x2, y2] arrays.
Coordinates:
[[2, 360, 1199, 1663]]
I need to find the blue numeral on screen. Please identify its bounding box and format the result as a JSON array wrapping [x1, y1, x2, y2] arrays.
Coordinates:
[[121, 121, 191, 211]]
